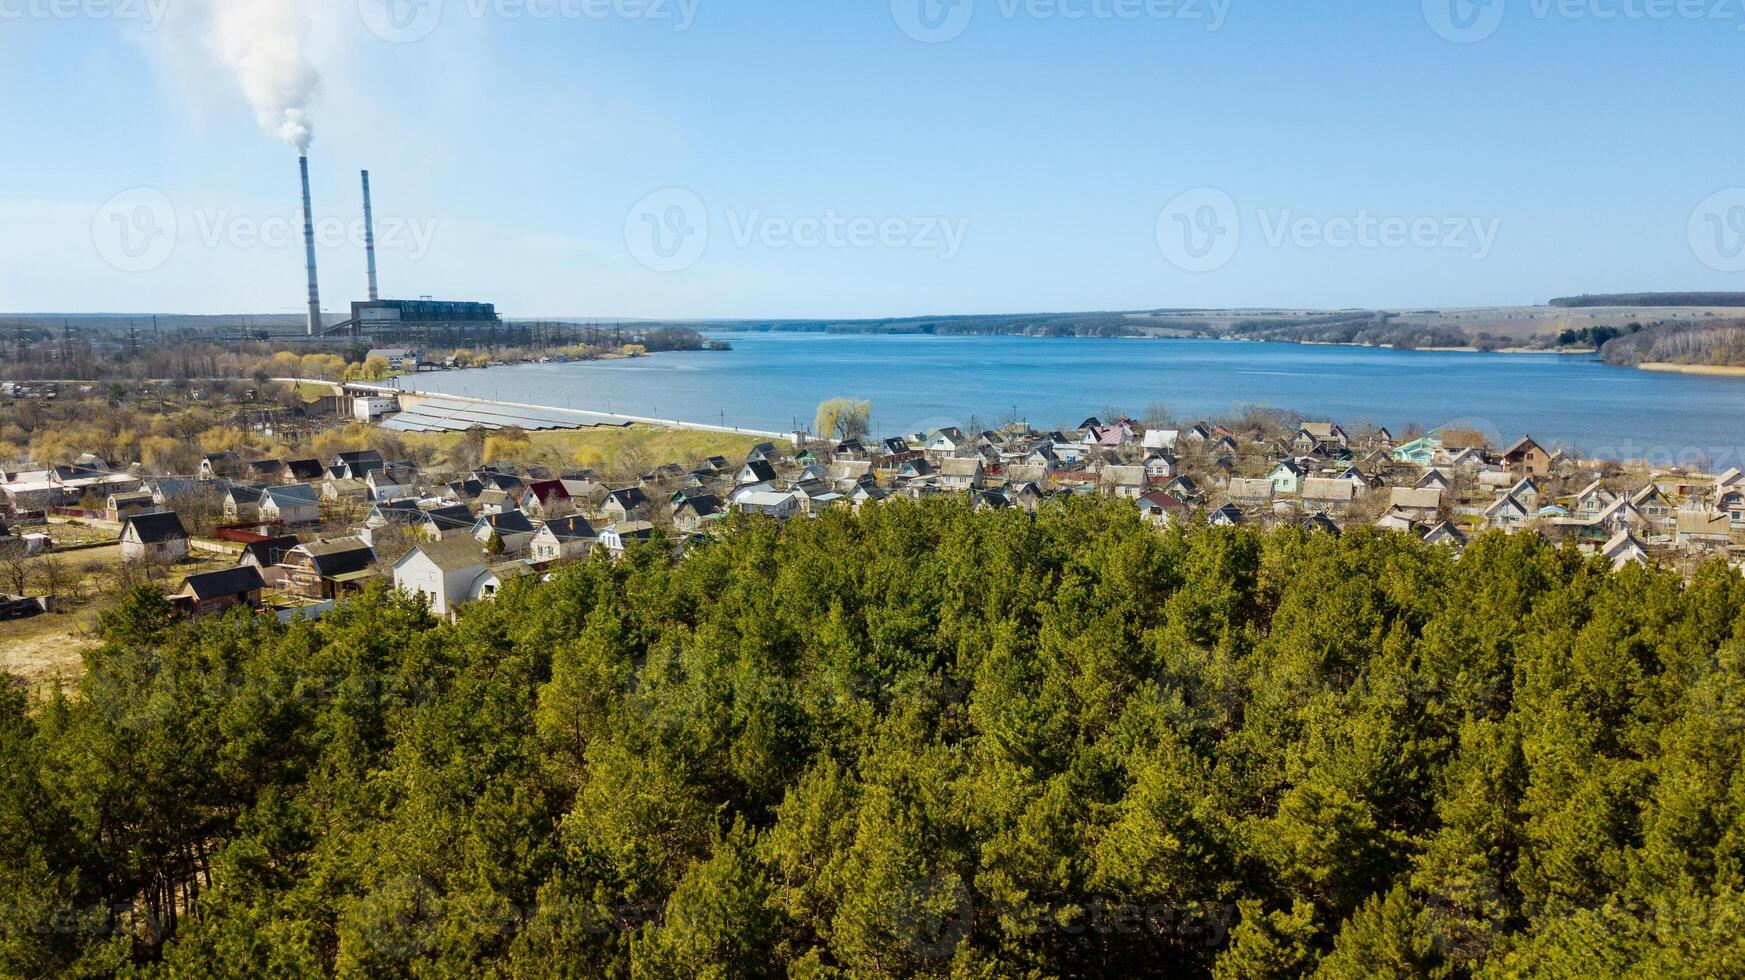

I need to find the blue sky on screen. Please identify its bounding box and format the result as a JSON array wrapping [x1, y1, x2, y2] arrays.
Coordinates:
[[2, 0, 1743, 318]]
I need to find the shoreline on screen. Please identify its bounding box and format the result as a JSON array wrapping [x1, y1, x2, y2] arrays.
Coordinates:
[[1637, 362, 1745, 379]]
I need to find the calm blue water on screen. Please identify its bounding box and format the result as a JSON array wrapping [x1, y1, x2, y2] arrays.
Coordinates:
[[404, 334, 1745, 467]]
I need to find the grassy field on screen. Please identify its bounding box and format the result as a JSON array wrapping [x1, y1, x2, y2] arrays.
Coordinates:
[[5, 601, 103, 692], [2, 541, 237, 694], [401, 425, 769, 472]]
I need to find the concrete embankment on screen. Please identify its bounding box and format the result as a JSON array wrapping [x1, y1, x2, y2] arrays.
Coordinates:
[[275, 377, 801, 443]]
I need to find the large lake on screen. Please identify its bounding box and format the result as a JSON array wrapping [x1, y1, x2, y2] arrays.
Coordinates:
[[403, 333, 1745, 467]]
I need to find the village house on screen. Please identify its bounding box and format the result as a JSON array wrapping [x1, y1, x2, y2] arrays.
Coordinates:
[[1337, 466, 1380, 492], [482, 472, 527, 497], [933, 457, 983, 492], [829, 459, 875, 487], [530, 515, 596, 563], [239, 460, 280, 486], [475, 489, 515, 515], [1143, 429, 1179, 452], [1720, 489, 1745, 529], [473, 510, 538, 556], [879, 437, 920, 471], [1165, 476, 1205, 506], [367, 499, 424, 529], [238, 535, 302, 587], [1422, 521, 1467, 549], [322, 477, 371, 503], [1484, 494, 1531, 530], [848, 483, 891, 511], [735, 489, 803, 520], [924, 428, 967, 458], [1631, 485, 1676, 529], [1268, 460, 1306, 497], [737, 460, 779, 486], [1302, 478, 1356, 512], [1505, 478, 1542, 513], [1293, 423, 1348, 454], [223, 485, 267, 522], [282, 459, 326, 482], [1502, 437, 1551, 478], [1602, 530, 1649, 570], [1574, 480, 1616, 520], [1391, 437, 1437, 467], [105, 490, 158, 523], [470, 562, 535, 602], [972, 490, 1011, 512], [333, 450, 386, 480], [1209, 503, 1245, 527], [1101, 465, 1149, 500], [445, 477, 486, 502], [280, 538, 377, 600], [1676, 510, 1732, 550], [394, 537, 489, 618], [673, 493, 725, 532], [519, 480, 574, 519], [121, 511, 190, 564], [365, 464, 417, 502], [1142, 453, 1179, 481], [259, 484, 320, 526], [601, 487, 650, 522], [1137, 490, 1187, 525], [598, 521, 657, 556], [171, 566, 265, 619], [1448, 448, 1487, 472], [1377, 509, 1421, 534], [142, 477, 203, 507], [1001, 481, 1041, 511], [1593, 497, 1647, 536], [200, 452, 243, 480], [898, 458, 936, 481], [419, 504, 477, 540], [1228, 478, 1274, 505], [1388, 487, 1444, 523]]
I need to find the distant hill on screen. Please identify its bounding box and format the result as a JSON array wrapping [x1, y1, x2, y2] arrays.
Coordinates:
[[1549, 292, 1745, 308], [693, 312, 1152, 338]]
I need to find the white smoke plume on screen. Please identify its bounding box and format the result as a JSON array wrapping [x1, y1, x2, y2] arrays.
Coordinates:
[[205, 0, 320, 152]]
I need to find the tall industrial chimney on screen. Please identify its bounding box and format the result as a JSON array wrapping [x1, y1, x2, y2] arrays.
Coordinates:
[[361, 169, 380, 302], [299, 155, 321, 336]]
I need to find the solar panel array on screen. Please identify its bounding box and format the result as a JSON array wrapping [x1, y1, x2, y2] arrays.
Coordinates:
[[381, 397, 633, 434]]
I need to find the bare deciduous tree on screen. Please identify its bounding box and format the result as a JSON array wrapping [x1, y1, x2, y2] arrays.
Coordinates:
[[0, 542, 30, 596]]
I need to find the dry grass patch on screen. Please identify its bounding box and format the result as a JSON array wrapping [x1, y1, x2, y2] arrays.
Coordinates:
[[402, 425, 767, 473]]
